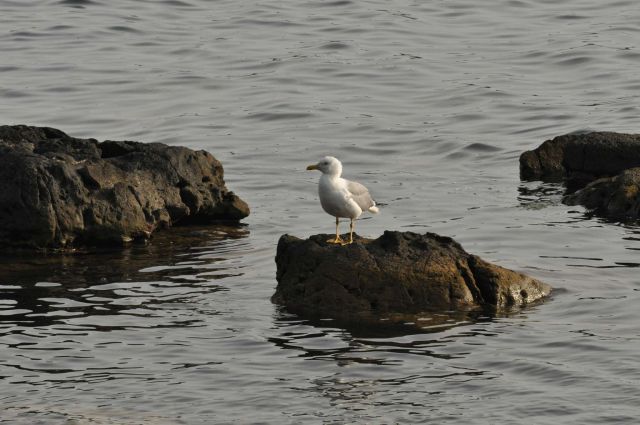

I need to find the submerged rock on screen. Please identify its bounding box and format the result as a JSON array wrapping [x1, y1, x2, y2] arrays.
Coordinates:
[[520, 132, 640, 190], [273, 231, 551, 320], [0, 125, 249, 250]]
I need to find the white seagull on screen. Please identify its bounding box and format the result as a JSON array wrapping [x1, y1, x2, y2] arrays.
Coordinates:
[[307, 156, 379, 245]]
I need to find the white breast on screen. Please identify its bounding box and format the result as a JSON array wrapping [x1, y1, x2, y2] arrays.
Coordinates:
[[318, 175, 363, 219]]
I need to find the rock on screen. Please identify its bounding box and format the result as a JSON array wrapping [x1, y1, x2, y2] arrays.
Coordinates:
[[520, 132, 640, 190], [0, 125, 249, 250], [520, 132, 640, 219], [564, 168, 640, 219], [273, 231, 551, 320]]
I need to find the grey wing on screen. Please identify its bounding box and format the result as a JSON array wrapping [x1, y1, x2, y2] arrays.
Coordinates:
[[346, 180, 375, 210]]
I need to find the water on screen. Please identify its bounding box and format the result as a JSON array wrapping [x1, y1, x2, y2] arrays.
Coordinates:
[[1, 0, 640, 423]]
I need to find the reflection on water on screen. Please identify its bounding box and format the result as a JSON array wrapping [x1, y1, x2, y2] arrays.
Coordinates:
[[0, 225, 258, 425], [517, 181, 566, 210], [0, 226, 248, 330], [273, 308, 497, 339]]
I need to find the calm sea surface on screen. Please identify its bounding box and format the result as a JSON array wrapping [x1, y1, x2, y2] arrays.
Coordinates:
[[1, 0, 640, 423]]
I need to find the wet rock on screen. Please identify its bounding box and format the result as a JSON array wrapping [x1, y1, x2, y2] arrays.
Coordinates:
[[273, 231, 551, 320], [564, 168, 640, 219], [520, 132, 640, 191], [0, 125, 249, 250]]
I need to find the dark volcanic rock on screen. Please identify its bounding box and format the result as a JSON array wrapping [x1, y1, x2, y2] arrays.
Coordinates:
[[273, 231, 551, 320], [520, 132, 640, 220], [520, 132, 640, 190], [564, 168, 640, 219], [0, 125, 249, 250]]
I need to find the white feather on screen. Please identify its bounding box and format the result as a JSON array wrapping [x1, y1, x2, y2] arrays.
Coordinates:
[[311, 156, 378, 220]]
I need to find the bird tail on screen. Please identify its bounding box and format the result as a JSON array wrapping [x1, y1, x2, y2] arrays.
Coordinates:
[[368, 205, 379, 214]]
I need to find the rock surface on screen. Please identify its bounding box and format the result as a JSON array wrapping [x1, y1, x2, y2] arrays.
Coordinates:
[[0, 125, 249, 250], [564, 167, 640, 219], [520, 132, 640, 191], [273, 231, 551, 320]]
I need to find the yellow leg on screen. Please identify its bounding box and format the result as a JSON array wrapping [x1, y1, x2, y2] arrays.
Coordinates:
[[343, 218, 354, 245], [326, 217, 344, 244]]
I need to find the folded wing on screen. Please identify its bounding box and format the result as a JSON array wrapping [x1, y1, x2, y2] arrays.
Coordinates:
[[346, 180, 376, 211]]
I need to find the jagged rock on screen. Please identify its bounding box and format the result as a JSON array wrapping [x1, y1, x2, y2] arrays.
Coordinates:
[[564, 168, 640, 219], [520, 132, 640, 191], [0, 125, 249, 250], [273, 231, 551, 320]]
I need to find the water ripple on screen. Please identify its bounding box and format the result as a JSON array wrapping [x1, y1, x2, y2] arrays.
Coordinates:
[[2, 0, 640, 422]]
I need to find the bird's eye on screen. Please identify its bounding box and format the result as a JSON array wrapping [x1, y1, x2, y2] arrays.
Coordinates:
[[323, 161, 328, 165]]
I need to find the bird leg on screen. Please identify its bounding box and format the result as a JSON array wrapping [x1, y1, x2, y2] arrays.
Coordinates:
[[326, 217, 344, 244], [343, 218, 355, 245]]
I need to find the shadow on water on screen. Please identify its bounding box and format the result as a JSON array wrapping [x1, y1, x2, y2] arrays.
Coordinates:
[[0, 225, 249, 329]]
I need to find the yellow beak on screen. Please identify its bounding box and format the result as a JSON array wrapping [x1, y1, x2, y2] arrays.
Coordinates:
[[306, 164, 318, 170]]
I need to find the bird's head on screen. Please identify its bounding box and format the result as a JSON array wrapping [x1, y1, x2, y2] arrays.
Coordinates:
[[307, 156, 342, 177]]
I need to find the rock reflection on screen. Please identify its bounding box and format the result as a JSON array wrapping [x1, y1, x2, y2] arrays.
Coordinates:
[[517, 181, 566, 210], [269, 309, 507, 366], [270, 311, 504, 422], [0, 225, 249, 329]]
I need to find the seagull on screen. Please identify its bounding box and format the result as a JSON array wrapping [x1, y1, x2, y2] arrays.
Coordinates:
[[307, 156, 379, 245]]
